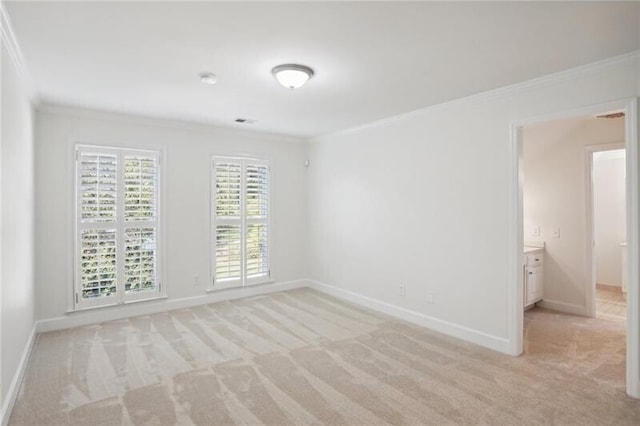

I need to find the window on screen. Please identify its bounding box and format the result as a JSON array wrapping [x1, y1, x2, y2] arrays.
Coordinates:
[[74, 145, 161, 309], [212, 157, 270, 289]]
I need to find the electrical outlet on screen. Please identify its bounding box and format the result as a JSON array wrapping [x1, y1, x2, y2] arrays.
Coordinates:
[[552, 228, 560, 238], [399, 283, 406, 296], [532, 226, 540, 237], [426, 291, 435, 304], [194, 274, 200, 286]]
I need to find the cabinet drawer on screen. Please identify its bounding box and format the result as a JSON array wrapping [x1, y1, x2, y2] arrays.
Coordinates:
[[525, 252, 543, 266]]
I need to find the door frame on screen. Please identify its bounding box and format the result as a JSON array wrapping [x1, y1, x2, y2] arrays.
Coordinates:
[[585, 143, 626, 318], [508, 97, 640, 398]]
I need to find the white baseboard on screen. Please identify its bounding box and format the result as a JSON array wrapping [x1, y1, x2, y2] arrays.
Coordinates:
[[1, 324, 37, 426], [36, 279, 308, 333], [307, 280, 511, 354], [537, 299, 587, 316]]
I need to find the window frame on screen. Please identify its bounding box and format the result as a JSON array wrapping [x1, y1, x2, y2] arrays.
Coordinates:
[[210, 156, 271, 290], [73, 144, 164, 311]]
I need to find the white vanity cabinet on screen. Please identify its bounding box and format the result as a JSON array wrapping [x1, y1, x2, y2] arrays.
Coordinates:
[[524, 249, 544, 308]]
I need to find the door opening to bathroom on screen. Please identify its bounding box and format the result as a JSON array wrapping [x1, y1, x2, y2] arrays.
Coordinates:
[[511, 98, 639, 398], [589, 147, 627, 321]]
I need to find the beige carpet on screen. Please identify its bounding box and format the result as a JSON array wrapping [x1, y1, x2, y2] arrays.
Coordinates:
[[10, 288, 640, 425]]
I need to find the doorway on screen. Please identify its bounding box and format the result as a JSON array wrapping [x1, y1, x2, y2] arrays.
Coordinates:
[[589, 147, 627, 321], [509, 98, 640, 398]]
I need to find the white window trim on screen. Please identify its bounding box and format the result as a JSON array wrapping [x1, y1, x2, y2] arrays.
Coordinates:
[[210, 156, 271, 290], [72, 144, 164, 311]]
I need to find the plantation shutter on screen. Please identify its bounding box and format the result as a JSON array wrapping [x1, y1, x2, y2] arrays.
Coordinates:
[[75, 146, 161, 309], [213, 157, 270, 288], [214, 160, 243, 283], [123, 154, 159, 296], [245, 162, 269, 280], [77, 151, 119, 305]]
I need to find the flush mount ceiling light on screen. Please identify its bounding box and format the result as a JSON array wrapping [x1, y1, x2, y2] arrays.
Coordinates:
[[271, 64, 314, 89], [199, 72, 217, 85]]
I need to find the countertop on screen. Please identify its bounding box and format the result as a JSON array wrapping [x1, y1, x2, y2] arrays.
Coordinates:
[[524, 246, 543, 254]]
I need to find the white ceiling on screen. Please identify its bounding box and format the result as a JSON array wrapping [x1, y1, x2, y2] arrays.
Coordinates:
[[5, 1, 639, 138]]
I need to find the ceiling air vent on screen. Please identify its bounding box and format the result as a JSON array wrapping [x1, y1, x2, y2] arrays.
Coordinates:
[[596, 112, 625, 119], [234, 118, 257, 124]]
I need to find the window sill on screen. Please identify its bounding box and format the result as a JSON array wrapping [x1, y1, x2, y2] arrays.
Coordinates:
[[67, 294, 168, 314], [206, 279, 275, 293]]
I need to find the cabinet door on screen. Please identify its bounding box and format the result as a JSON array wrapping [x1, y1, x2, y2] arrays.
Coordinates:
[[526, 266, 543, 305]]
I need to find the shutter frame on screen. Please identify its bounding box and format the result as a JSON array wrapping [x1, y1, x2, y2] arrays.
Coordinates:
[[211, 156, 270, 289], [74, 145, 162, 310]]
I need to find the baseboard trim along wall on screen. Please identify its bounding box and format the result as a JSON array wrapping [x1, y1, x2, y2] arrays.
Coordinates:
[[36, 279, 308, 333], [1, 325, 37, 426], [537, 299, 587, 316], [5, 278, 586, 424], [307, 280, 511, 354]]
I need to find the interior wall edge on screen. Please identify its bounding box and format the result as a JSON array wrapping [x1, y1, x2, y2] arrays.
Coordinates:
[[0, 2, 38, 104], [0, 322, 35, 426], [307, 279, 511, 354]]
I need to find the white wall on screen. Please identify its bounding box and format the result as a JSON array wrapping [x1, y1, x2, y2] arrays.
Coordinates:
[[522, 118, 625, 309], [34, 106, 308, 321], [308, 53, 639, 349], [1, 41, 35, 403], [593, 150, 626, 287]]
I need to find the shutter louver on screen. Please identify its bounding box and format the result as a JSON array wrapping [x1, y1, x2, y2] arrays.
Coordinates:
[[124, 155, 158, 221], [80, 229, 117, 298], [125, 227, 157, 293], [246, 164, 269, 218], [214, 160, 243, 282], [215, 224, 242, 280], [215, 162, 242, 218], [245, 163, 269, 279], [79, 153, 117, 222], [246, 223, 268, 278]]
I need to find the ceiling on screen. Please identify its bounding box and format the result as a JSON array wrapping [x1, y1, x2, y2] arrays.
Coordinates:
[[5, 1, 639, 139]]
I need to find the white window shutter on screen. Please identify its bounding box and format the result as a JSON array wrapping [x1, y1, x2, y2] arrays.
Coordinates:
[[214, 160, 243, 283], [215, 162, 242, 218], [79, 153, 117, 222], [124, 155, 158, 221], [80, 229, 117, 299], [75, 146, 161, 309], [212, 157, 270, 287], [124, 227, 157, 293], [215, 224, 242, 280], [123, 154, 159, 295], [245, 163, 269, 279]]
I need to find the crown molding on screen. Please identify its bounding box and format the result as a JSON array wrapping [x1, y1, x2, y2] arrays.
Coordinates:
[[312, 50, 640, 142], [0, 1, 39, 104], [37, 102, 307, 145]]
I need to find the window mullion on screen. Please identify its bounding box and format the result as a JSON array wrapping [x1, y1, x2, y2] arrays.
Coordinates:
[[74, 152, 82, 307], [116, 151, 126, 303], [241, 160, 247, 286]]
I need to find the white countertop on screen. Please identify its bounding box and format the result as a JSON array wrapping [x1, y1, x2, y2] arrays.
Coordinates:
[[524, 246, 543, 254]]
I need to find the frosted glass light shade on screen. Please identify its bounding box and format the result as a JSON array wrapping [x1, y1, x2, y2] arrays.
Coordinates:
[[272, 64, 314, 89]]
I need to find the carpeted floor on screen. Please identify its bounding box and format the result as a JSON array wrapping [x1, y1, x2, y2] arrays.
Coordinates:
[[9, 288, 640, 425]]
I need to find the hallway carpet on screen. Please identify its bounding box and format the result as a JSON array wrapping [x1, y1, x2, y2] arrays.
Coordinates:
[[9, 289, 640, 425]]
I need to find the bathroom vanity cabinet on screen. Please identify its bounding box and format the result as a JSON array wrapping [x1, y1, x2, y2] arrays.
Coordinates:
[[524, 248, 544, 308]]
